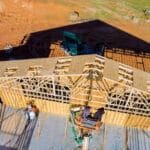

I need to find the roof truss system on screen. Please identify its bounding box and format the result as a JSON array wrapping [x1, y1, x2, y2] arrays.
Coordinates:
[[0, 73, 149, 117], [0, 55, 149, 131]]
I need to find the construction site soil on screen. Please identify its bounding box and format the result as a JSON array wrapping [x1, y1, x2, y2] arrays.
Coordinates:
[[0, 0, 150, 69]]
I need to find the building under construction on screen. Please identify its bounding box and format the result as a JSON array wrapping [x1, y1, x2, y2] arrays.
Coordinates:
[[0, 20, 150, 150]]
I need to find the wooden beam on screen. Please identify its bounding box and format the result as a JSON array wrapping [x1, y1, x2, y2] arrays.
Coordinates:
[[124, 127, 128, 150]]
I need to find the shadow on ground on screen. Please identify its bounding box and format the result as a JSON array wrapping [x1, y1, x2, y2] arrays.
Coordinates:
[[0, 19, 149, 61], [0, 103, 38, 150]]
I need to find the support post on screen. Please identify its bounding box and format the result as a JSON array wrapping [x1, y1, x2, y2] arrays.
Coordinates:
[[82, 136, 89, 150], [102, 124, 106, 150], [124, 127, 128, 150], [0, 103, 5, 130]]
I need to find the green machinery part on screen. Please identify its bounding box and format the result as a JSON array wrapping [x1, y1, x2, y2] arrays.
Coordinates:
[[71, 126, 83, 145], [63, 31, 82, 56], [70, 110, 93, 145]]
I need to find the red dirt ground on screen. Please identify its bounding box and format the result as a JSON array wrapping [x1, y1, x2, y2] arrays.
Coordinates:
[[0, 0, 149, 50]]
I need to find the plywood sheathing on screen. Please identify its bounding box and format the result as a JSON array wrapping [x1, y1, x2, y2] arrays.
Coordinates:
[[0, 87, 69, 117], [0, 55, 149, 91], [102, 110, 150, 130]]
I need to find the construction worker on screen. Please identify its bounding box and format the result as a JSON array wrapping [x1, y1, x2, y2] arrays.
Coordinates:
[[82, 106, 91, 119], [93, 107, 105, 121], [25, 103, 38, 121]]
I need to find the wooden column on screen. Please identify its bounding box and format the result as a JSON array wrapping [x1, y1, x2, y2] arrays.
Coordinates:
[[82, 136, 89, 150]]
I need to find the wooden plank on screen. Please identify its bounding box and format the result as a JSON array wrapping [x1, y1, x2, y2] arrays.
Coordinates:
[[0, 87, 70, 116], [124, 127, 127, 150], [113, 53, 122, 62], [105, 50, 113, 59], [143, 58, 150, 72], [102, 111, 149, 130]]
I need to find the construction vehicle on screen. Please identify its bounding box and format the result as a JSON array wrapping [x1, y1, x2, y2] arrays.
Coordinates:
[[70, 107, 103, 150], [61, 31, 105, 56]]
